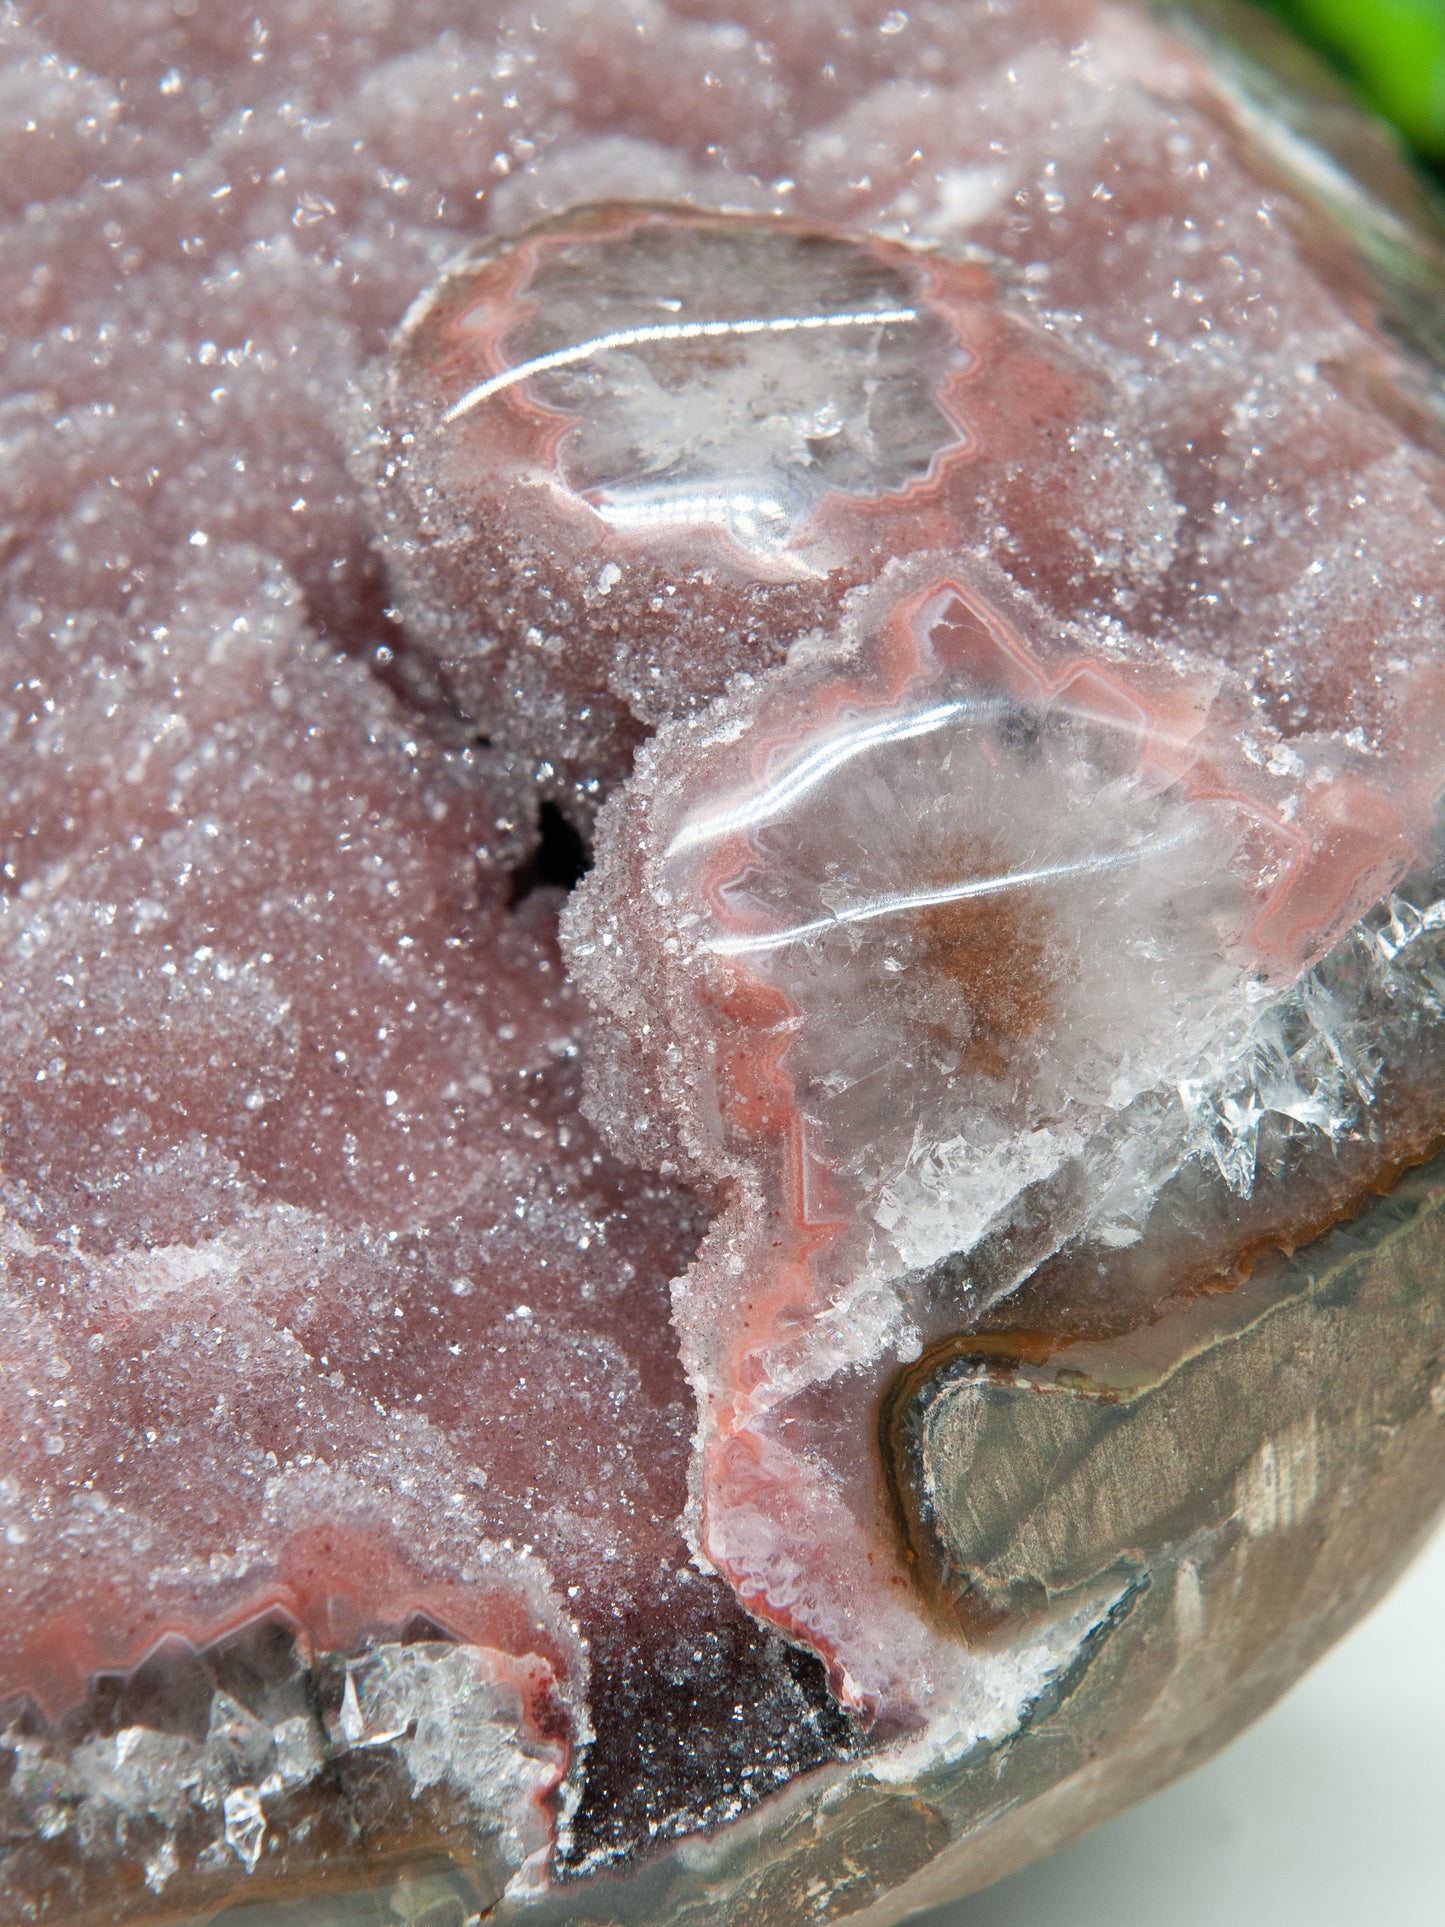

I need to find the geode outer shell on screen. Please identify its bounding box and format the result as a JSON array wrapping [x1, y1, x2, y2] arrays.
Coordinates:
[[518, 1154, 1445, 1926]]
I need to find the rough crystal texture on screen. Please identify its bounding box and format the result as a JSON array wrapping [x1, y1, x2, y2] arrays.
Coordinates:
[[3, 0, 1445, 1921]]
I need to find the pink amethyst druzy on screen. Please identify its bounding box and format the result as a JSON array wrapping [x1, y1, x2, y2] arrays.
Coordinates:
[[4, 0, 1445, 1921]]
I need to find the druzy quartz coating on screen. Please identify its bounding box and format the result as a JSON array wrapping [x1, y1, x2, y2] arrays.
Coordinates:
[[6, 0, 1445, 1922]]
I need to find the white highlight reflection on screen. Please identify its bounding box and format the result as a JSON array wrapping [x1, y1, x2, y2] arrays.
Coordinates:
[[706, 827, 1196, 958], [442, 305, 921, 425], [593, 481, 798, 557], [666, 700, 1002, 858]]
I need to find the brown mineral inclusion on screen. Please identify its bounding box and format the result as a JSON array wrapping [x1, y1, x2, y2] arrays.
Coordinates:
[[3, 0, 1445, 1923]]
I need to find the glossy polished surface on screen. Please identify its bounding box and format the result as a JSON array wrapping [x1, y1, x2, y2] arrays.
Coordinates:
[[921, 1521, 1445, 1927]]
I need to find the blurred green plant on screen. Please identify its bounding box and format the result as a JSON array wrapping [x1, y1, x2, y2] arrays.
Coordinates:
[[1260, 0, 1445, 155]]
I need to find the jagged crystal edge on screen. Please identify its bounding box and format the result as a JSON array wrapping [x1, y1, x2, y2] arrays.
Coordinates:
[[1181, 880, 1445, 1193], [917, 873, 1445, 1333], [1, 1627, 585, 1903]]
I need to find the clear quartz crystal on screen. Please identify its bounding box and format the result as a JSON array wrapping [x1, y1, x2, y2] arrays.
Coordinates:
[[441, 214, 962, 559]]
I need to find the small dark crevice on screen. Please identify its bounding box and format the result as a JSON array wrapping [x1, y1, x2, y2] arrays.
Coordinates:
[[508, 801, 592, 907]]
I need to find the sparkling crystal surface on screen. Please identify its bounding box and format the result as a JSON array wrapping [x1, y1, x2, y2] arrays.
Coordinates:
[[3, 1, 1445, 1921]]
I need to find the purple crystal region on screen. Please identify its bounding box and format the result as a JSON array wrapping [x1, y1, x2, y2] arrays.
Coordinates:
[[1, 1, 1445, 1923]]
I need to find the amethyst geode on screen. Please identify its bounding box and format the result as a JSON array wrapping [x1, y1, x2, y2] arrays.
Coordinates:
[[3, 1, 1445, 1922]]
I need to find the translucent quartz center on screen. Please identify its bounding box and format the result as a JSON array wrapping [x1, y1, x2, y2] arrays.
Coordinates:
[[449, 216, 962, 558], [665, 587, 1259, 1286]]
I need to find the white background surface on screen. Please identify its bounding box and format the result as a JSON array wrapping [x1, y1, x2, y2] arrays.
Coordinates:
[[917, 1521, 1445, 1925]]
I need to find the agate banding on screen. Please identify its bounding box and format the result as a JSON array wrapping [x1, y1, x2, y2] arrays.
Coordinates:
[[6, 0, 1445, 1921], [569, 555, 1443, 1730], [364, 200, 1089, 804]]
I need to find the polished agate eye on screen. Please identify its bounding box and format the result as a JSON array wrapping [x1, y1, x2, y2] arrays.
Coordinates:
[[396, 204, 974, 568], [437, 212, 967, 563], [360, 202, 1089, 804]]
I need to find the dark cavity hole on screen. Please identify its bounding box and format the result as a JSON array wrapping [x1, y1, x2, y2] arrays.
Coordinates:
[[509, 801, 591, 906]]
